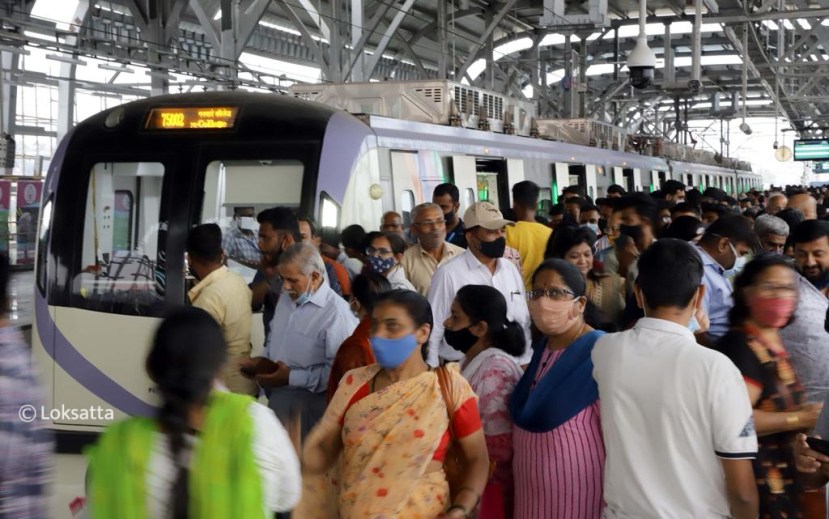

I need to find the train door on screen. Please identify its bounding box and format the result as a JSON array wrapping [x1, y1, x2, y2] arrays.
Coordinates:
[[554, 163, 570, 202], [612, 166, 624, 188], [585, 164, 598, 200], [476, 157, 509, 214], [658, 171, 667, 188], [390, 150, 421, 226], [507, 159, 526, 206], [451, 155, 478, 217], [622, 168, 635, 192], [569, 164, 587, 198], [649, 171, 659, 192]]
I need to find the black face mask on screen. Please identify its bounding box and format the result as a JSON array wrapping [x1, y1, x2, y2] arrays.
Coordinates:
[[619, 224, 643, 244], [444, 326, 479, 354], [444, 211, 454, 225], [478, 236, 506, 258]]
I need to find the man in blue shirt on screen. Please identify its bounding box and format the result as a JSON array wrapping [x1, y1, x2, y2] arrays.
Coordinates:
[[695, 215, 757, 341], [242, 243, 357, 439]]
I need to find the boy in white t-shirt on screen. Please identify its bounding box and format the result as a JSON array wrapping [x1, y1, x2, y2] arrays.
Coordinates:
[[593, 238, 759, 519]]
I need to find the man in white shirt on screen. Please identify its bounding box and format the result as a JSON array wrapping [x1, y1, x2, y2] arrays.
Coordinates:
[[427, 202, 532, 367], [242, 243, 357, 439], [592, 238, 758, 519]]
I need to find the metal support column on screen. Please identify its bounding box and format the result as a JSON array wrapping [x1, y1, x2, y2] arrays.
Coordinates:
[[350, 0, 364, 82], [438, 0, 448, 79]]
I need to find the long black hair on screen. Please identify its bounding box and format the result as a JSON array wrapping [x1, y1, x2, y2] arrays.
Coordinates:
[[373, 289, 433, 359], [455, 285, 525, 357], [728, 253, 798, 328], [146, 306, 227, 519]]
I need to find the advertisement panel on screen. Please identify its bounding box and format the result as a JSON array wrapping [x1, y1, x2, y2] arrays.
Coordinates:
[[16, 180, 42, 264]]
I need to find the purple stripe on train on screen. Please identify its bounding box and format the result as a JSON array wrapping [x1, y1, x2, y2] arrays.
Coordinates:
[[35, 293, 155, 418]]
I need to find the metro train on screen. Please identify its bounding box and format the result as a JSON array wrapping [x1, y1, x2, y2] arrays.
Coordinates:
[[32, 91, 762, 448]]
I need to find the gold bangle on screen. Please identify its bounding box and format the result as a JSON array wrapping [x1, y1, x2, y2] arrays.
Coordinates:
[[786, 414, 800, 426]]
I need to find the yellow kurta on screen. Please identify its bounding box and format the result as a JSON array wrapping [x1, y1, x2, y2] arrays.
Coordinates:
[[188, 266, 257, 395]]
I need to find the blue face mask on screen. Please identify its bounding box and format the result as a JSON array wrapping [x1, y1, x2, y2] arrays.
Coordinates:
[[688, 315, 700, 333], [370, 334, 419, 369], [368, 255, 396, 274], [294, 278, 314, 306]]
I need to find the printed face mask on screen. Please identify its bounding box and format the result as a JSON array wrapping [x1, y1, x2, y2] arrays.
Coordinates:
[[369, 255, 396, 274]]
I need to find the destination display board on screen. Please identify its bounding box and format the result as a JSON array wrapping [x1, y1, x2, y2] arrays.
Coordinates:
[[145, 107, 239, 130], [794, 139, 829, 161]]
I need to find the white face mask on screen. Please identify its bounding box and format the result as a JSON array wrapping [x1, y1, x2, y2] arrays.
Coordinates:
[[581, 222, 600, 235], [726, 241, 748, 275], [238, 217, 259, 233]]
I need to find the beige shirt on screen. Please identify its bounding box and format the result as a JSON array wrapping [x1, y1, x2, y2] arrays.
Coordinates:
[[401, 241, 464, 296], [188, 266, 257, 395]]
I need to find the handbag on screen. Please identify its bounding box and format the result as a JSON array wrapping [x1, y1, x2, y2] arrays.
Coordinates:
[[436, 366, 467, 502], [436, 366, 498, 512]]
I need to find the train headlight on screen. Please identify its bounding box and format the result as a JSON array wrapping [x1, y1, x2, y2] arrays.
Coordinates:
[[104, 107, 125, 129], [369, 183, 384, 200]]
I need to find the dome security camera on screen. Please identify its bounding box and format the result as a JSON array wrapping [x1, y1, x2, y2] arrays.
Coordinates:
[[627, 36, 657, 90]]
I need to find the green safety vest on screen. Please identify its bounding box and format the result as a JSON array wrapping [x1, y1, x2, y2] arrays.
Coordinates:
[[86, 391, 265, 519]]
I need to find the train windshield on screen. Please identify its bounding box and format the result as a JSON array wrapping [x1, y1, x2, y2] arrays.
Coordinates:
[[199, 159, 305, 282], [73, 162, 168, 314], [71, 158, 308, 314]]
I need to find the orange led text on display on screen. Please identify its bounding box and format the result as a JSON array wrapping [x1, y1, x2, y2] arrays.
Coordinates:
[[145, 107, 239, 130]]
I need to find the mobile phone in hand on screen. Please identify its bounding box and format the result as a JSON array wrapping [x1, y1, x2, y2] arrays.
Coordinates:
[[806, 437, 829, 457]]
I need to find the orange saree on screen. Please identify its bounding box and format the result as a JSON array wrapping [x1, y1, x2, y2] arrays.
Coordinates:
[[298, 364, 479, 519]]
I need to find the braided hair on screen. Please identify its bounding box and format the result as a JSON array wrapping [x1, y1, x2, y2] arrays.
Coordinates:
[[146, 307, 227, 519]]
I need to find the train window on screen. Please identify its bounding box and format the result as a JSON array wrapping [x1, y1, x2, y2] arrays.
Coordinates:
[[401, 190, 415, 227], [72, 162, 167, 315], [113, 190, 134, 252], [463, 188, 475, 209], [200, 159, 305, 283], [36, 196, 53, 295], [538, 187, 552, 215], [477, 173, 499, 206]]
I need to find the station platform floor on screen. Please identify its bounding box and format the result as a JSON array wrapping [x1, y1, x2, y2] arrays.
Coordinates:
[[10, 269, 33, 330]]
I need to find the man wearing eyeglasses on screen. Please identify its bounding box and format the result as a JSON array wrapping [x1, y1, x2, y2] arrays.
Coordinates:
[[426, 202, 533, 367], [401, 203, 464, 296]]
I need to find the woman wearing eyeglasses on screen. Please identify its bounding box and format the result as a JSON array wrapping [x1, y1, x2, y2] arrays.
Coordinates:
[[364, 231, 416, 291], [509, 259, 605, 519], [718, 255, 822, 519]]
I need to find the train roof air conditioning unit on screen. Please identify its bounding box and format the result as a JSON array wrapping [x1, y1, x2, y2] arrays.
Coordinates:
[[534, 118, 626, 150], [287, 80, 537, 137]]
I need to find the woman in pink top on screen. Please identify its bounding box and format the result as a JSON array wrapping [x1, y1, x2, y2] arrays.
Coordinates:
[[443, 285, 526, 519], [509, 259, 606, 519]]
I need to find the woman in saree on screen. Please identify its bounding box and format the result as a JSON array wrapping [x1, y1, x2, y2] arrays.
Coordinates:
[[302, 289, 490, 519], [509, 259, 606, 519]]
